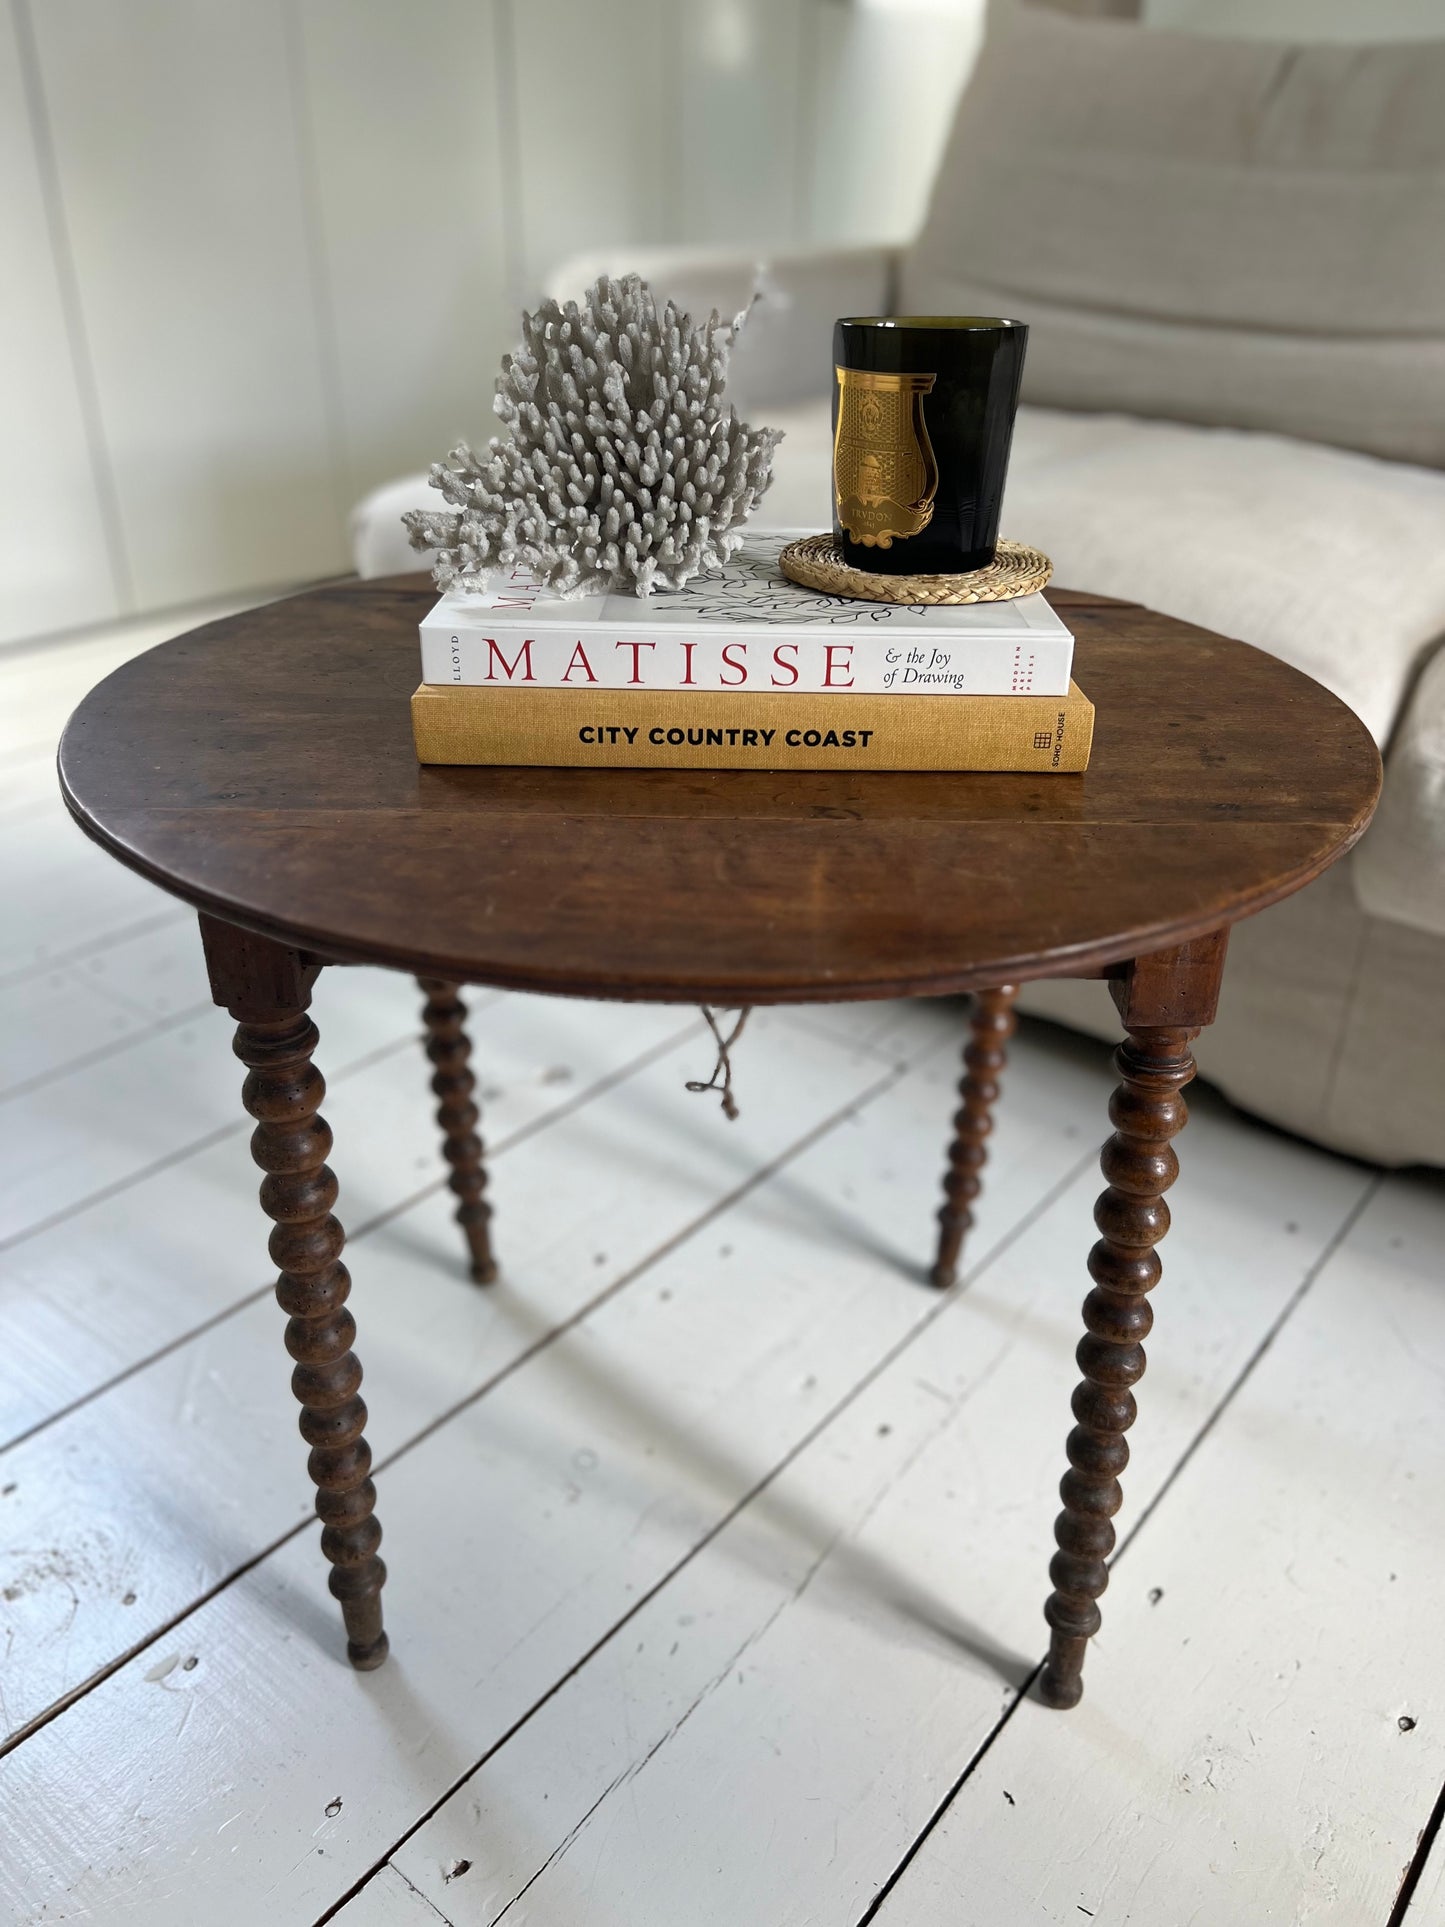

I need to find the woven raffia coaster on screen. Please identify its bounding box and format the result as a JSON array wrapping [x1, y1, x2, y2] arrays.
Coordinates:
[[778, 532, 1052, 605]]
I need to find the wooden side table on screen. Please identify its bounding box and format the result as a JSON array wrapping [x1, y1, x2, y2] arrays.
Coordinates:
[[57, 577, 1379, 1709]]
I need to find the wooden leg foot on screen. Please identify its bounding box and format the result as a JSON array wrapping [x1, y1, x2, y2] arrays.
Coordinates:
[[1036, 1654, 1085, 1710], [418, 978, 497, 1283], [235, 1006, 389, 1669], [1039, 1024, 1196, 1709], [930, 986, 1018, 1288]]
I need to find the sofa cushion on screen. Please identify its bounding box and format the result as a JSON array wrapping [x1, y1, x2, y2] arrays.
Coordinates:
[[747, 398, 1445, 750], [1353, 648, 1445, 938], [1018, 858, 1445, 1168], [999, 406, 1445, 749], [900, 5, 1445, 467]]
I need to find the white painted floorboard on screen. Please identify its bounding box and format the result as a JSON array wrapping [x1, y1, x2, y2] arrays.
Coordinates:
[[0, 1004, 897, 1743], [0, 1023, 1105, 1919], [1, 612, 1442, 1926], [872, 1172, 1445, 1927], [363, 1095, 1370, 1927], [1412, 1830, 1445, 1927], [340, 1866, 458, 1927]]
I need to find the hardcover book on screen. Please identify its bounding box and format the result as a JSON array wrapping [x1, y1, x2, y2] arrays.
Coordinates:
[[410, 683, 1095, 773], [418, 531, 1073, 697]]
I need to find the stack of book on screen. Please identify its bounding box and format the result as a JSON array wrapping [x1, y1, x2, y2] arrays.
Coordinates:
[[410, 531, 1092, 772]]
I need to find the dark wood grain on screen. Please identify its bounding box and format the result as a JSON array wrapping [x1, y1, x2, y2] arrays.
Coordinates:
[[1039, 1022, 1198, 1709], [57, 574, 1380, 1003], [200, 915, 385, 1666], [233, 996, 388, 1670], [418, 978, 497, 1283], [60, 581, 1381, 1703], [929, 986, 1018, 1289], [1107, 929, 1231, 1029]]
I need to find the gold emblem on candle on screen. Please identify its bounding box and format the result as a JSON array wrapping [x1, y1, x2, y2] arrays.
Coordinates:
[[833, 367, 939, 547]]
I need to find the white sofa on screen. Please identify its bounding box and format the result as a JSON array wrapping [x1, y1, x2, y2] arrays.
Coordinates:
[[352, 6, 1445, 1169]]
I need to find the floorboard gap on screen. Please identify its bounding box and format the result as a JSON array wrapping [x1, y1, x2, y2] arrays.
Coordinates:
[[311, 1140, 1098, 1927], [854, 1665, 1043, 1927], [851, 1168, 1386, 1925], [0, 1028, 427, 1259], [0, 1012, 701, 1456], [0, 998, 216, 1105], [0, 1053, 919, 1761], [0, 906, 191, 992], [1387, 1773, 1445, 1926], [1111, 1169, 1383, 1554]]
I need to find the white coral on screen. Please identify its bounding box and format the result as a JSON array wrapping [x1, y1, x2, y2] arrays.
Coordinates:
[[403, 274, 781, 598]]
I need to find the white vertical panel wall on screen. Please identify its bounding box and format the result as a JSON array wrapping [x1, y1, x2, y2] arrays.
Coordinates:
[[2, 0, 984, 645], [671, 0, 812, 251], [807, 0, 986, 249], [0, 4, 122, 641], [293, 0, 515, 505], [509, 0, 678, 295], [27, 0, 347, 612]]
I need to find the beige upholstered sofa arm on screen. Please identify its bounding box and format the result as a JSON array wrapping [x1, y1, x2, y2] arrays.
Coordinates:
[[1353, 645, 1445, 939], [544, 244, 899, 413]]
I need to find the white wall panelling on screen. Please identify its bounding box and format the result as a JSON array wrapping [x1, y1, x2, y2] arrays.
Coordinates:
[[509, 0, 677, 294], [806, 0, 987, 249], [292, 0, 515, 505], [671, 0, 813, 251], [0, 5, 123, 643], [28, 1, 352, 609], [4, 0, 986, 641]]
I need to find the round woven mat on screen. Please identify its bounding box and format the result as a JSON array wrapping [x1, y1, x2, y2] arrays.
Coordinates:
[[778, 533, 1052, 605]]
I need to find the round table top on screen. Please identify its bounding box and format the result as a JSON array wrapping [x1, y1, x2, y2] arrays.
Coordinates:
[[58, 575, 1381, 1004]]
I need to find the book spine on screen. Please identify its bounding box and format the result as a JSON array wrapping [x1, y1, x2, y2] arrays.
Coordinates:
[[418, 620, 1072, 697], [411, 685, 1094, 773]]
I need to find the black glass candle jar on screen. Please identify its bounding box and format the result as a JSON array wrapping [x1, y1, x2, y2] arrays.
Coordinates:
[[832, 316, 1027, 575]]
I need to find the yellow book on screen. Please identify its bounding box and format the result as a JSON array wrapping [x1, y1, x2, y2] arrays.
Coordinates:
[[411, 683, 1094, 772]]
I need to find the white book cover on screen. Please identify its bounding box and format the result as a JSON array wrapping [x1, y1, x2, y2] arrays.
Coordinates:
[[418, 530, 1073, 696]]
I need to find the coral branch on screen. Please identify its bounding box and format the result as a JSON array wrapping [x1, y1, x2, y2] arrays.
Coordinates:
[[404, 274, 780, 598]]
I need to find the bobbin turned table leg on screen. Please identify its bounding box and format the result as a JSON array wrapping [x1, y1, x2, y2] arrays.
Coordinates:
[[417, 978, 496, 1283], [930, 985, 1018, 1288], [199, 916, 389, 1669], [1038, 932, 1229, 1710]]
